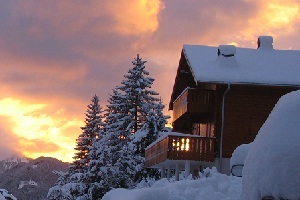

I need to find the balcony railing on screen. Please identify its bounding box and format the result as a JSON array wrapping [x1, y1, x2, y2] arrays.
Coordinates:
[[173, 89, 214, 122], [145, 134, 215, 168]]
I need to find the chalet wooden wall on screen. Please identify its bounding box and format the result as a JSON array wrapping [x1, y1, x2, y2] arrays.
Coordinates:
[[169, 58, 299, 159], [220, 85, 297, 157], [169, 51, 197, 110]]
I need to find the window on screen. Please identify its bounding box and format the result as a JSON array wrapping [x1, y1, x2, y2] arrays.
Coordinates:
[[192, 122, 215, 137], [172, 137, 190, 151]]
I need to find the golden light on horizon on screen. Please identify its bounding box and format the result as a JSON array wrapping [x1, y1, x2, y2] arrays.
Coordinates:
[[0, 97, 83, 162]]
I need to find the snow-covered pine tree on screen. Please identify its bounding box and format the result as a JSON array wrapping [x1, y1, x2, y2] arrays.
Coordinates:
[[116, 54, 161, 133], [48, 95, 104, 200], [138, 98, 170, 157], [130, 98, 170, 182], [80, 137, 108, 200], [103, 88, 132, 189], [105, 54, 169, 189], [70, 95, 104, 174], [83, 101, 107, 199], [47, 171, 73, 200]]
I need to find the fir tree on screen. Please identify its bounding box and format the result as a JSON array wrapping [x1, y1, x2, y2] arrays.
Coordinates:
[[138, 98, 169, 157], [71, 95, 104, 174], [132, 98, 170, 181], [83, 120, 107, 199], [48, 95, 104, 200], [116, 54, 160, 133], [105, 54, 169, 189], [47, 171, 72, 200], [104, 88, 132, 189]]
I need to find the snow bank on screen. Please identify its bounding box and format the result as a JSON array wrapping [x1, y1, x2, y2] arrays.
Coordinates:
[[242, 90, 300, 200], [103, 168, 242, 200], [230, 143, 252, 176], [230, 143, 252, 169]]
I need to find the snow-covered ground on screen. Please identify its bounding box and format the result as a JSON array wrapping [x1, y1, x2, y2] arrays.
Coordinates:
[[102, 168, 242, 200]]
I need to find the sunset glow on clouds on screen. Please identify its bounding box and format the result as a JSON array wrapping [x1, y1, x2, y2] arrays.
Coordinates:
[[241, 0, 300, 46], [107, 0, 164, 35], [0, 0, 299, 162], [0, 98, 83, 162]]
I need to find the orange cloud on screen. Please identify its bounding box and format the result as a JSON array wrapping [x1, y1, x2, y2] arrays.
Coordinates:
[[0, 98, 83, 162], [237, 0, 300, 46], [107, 0, 164, 35], [14, 0, 164, 38], [223, 0, 300, 48]]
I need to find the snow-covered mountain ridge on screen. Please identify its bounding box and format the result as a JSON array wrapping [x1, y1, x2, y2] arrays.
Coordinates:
[[0, 156, 29, 173], [0, 157, 68, 200]]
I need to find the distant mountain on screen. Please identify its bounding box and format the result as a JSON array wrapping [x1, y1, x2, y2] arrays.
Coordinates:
[[0, 156, 30, 173], [0, 157, 68, 200]]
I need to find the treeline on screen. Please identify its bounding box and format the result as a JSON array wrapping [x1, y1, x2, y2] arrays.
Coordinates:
[[47, 55, 170, 200]]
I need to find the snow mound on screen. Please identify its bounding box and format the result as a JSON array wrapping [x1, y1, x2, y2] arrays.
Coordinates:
[[230, 143, 252, 168], [242, 90, 300, 200], [103, 168, 242, 200], [230, 143, 252, 177]]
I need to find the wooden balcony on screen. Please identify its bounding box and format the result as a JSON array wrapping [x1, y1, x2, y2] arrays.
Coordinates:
[[145, 133, 215, 168], [173, 89, 214, 123]]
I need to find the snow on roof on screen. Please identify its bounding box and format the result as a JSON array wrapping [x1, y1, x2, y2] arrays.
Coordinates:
[[183, 43, 300, 86]]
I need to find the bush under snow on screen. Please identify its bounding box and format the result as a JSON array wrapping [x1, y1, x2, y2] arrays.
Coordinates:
[[242, 90, 300, 200]]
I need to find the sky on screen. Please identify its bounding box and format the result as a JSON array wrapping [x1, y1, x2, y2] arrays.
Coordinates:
[[0, 0, 299, 162]]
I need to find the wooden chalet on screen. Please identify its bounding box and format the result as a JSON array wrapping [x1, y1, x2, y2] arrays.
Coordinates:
[[145, 36, 300, 178]]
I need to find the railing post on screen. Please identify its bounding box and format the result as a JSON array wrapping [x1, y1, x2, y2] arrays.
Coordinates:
[[167, 165, 171, 180], [185, 160, 191, 178], [175, 163, 179, 181], [161, 167, 165, 179]]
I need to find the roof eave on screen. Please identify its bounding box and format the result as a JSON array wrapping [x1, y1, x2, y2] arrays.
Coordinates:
[[183, 47, 199, 86], [196, 80, 300, 87]]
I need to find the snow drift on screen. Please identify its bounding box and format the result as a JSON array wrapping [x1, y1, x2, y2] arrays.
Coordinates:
[[102, 168, 242, 200], [230, 143, 252, 177], [242, 90, 300, 200]]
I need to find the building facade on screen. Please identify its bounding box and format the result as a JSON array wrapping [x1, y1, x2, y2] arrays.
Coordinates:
[[145, 36, 300, 178]]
